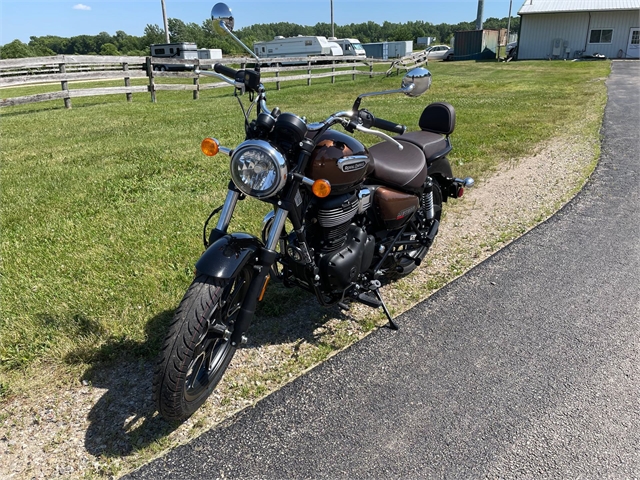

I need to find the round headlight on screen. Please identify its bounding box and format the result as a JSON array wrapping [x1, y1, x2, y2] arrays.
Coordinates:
[[229, 140, 287, 199]]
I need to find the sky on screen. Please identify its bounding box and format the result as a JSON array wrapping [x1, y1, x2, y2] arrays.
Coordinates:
[[0, 1, 517, 45]]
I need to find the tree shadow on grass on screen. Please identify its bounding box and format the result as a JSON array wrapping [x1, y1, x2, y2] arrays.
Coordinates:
[[78, 283, 353, 459]]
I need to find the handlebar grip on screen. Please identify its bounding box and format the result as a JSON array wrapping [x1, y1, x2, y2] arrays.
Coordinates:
[[372, 117, 407, 135], [214, 63, 238, 79]]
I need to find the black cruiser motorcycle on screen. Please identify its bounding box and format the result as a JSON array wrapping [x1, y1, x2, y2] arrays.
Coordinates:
[[153, 3, 474, 421]]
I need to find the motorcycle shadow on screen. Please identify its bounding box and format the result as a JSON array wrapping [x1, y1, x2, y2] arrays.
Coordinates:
[[82, 286, 352, 459], [252, 285, 353, 344], [82, 309, 176, 458]]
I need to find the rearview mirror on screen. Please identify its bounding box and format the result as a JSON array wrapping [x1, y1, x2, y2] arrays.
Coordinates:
[[401, 67, 432, 97], [211, 3, 234, 35]]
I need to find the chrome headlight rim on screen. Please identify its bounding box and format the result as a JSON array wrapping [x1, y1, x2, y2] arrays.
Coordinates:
[[229, 140, 288, 199]]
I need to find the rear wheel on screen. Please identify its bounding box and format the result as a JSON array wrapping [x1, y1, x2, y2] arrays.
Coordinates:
[[153, 269, 252, 421]]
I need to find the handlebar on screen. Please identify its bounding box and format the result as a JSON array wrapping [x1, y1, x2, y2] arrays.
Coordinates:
[[372, 117, 406, 135], [214, 63, 238, 80], [203, 70, 406, 148]]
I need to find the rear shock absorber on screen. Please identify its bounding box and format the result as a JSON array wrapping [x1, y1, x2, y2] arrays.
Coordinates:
[[421, 177, 435, 220]]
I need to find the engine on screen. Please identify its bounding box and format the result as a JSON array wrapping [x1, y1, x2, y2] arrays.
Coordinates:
[[313, 192, 359, 253], [282, 189, 375, 294]]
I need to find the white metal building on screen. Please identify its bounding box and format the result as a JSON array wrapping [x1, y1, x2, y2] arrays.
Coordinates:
[[517, 0, 640, 59]]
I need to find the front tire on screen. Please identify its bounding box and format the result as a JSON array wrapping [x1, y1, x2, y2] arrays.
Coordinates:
[[153, 269, 252, 421]]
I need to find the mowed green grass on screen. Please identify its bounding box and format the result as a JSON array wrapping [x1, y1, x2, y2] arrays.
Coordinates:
[[0, 60, 609, 395]]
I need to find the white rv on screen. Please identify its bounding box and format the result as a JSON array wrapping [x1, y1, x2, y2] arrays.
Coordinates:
[[330, 38, 366, 58], [197, 48, 223, 69], [150, 42, 198, 71], [253, 35, 343, 61]]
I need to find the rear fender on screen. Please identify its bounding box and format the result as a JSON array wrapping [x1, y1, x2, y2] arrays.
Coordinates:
[[427, 156, 454, 201], [427, 156, 453, 179], [195, 233, 262, 285]]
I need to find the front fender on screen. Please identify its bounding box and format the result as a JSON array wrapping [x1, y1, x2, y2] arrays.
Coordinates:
[[195, 233, 262, 284]]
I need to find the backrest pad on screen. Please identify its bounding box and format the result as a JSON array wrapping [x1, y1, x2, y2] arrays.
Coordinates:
[[418, 102, 456, 135]]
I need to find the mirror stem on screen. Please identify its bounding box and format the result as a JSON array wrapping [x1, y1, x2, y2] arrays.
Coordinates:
[[219, 21, 262, 62], [352, 85, 413, 111]]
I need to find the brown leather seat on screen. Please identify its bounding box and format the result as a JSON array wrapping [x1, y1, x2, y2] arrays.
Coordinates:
[[368, 140, 428, 190], [394, 130, 449, 162], [368, 102, 456, 190]]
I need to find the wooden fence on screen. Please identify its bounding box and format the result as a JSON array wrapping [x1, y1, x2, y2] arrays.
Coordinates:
[[0, 54, 387, 109]]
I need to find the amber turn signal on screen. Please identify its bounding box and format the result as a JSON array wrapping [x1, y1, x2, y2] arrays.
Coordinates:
[[312, 179, 331, 198], [201, 137, 220, 156]]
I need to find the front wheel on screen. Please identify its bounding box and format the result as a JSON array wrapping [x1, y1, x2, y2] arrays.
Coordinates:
[[153, 269, 252, 421]]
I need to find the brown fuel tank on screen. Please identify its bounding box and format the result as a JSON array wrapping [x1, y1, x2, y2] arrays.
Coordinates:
[[306, 130, 373, 195], [374, 186, 419, 229]]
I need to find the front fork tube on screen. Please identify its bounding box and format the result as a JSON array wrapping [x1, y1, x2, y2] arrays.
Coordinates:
[[229, 208, 289, 347], [230, 245, 277, 346], [215, 189, 241, 233]]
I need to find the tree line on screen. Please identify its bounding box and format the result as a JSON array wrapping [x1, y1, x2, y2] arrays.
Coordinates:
[[0, 16, 519, 59]]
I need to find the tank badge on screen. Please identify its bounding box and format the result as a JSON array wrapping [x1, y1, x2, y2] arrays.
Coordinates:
[[337, 155, 369, 173]]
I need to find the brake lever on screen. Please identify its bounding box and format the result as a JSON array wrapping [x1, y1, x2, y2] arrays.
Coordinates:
[[355, 125, 403, 150], [195, 69, 235, 86]]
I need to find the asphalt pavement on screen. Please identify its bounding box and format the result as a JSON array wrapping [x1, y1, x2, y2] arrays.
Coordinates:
[[126, 61, 639, 479]]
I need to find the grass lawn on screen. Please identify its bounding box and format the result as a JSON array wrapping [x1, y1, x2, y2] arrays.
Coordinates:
[[0, 60, 609, 399]]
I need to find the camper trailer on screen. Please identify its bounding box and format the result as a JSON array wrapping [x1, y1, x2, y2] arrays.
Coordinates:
[[197, 48, 223, 69], [253, 35, 343, 62], [330, 38, 366, 58], [150, 42, 198, 71]]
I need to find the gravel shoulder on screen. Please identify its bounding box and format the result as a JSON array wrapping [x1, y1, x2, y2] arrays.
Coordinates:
[[0, 114, 601, 478]]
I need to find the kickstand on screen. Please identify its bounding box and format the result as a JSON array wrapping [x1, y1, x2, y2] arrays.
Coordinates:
[[373, 288, 398, 330]]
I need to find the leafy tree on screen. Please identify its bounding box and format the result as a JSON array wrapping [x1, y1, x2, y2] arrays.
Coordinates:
[[0, 39, 34, 58], [168, 18, 188, 42], [95, 31, 114, 50], [142, 24, 166, 49], [100, 43, 120, 55], [67, 35, 98, 54]]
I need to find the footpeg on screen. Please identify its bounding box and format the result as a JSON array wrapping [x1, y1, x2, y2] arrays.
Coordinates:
[[357, 292, 381, 308], [338, 302, 350, 311], [353, 281, 398, 330]]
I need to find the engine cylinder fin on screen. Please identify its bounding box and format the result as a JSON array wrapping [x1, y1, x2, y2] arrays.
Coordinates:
[[317, 202, 358, 228]]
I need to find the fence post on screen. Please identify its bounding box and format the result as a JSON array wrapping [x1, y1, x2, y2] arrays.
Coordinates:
[[59, 62, 71, 109], [123, 62, 132, 102], [370, 62, 373, 79], [307, 61, 311, 86], [331, 60, 336, 84], [146, 57, 156, 103], [193, 76, 199, 100], [276, 68, 280, 91]]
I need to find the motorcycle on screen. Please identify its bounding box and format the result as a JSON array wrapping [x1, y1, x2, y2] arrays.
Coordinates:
[[153, 2, 474, 422]]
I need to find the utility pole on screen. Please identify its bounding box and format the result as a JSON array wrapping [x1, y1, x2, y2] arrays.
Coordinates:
[[475, 0, 484, 30], [161, 0, 170, 43], [506, 0, 513, 44], [330, 0, 335, 38]]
